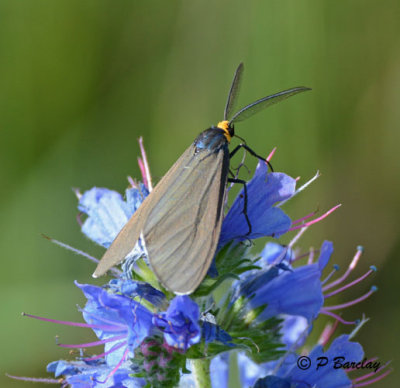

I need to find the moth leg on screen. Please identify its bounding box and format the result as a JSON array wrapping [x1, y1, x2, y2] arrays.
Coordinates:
[[228, 178, 252, 235], [230, 144, 274, 172]]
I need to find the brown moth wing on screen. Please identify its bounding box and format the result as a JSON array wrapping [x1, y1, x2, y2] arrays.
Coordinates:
[[144, 147, 229, 294], [93, 145, 197, 278]]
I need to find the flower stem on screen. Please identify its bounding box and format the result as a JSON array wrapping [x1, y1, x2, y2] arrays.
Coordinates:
[[191, 358, 212, 388]]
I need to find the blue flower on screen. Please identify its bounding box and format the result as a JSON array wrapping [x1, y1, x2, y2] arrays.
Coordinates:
[[76, 281, 154, 366], [47, 359, 145, 387], [219, 162, 296, 246], [240, 335, 364, 388], [153, 296, 201, 351], [78, 185, 148, 248], [237, 241, 333, 323], [107, 278, 167, 309]]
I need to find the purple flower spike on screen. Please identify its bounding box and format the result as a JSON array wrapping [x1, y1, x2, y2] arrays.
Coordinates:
[[219, 162, 296, 246], [78, 186, 148, 248], [154, 296, 201, 351]]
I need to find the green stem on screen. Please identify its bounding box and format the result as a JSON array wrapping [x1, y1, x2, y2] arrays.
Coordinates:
[[191, 358, 212, 388]]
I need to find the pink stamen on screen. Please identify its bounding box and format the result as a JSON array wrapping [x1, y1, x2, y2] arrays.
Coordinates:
[[72, 188, 82, 200], [289, 204, 341, 232], [323, 246, 363, 291], [138, 137, 153, 192], [6, 374, 61, 384], [292, 249, 320, 263], [291, 211, 316, 225], [324, 267, 376, 297], [353, 368, 392, 387], [318, 319, 339, 346], [266, 147, 277, 162], [76, 213, 83, 227], [307, 247, 315, 265], [137, 157, 148, 188], [84, 340, 127, 361], [127, 176, 138, 188], [321, 265, 340, 286], [323, 287, 377, 311], [58, 334, 127, 349], [23, 313, 122, 331], [95, 347, 130, 384], [288, 226, 309, 250], [320, 309, 357, 325], [347, 357, 378, 373], [352, 361, 391, 381]]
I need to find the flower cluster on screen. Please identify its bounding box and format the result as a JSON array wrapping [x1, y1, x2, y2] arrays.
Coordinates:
[[14, 138, 391, 388]]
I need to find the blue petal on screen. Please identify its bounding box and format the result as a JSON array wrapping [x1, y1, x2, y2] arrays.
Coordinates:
[[202, 321, 232, 345], [254, 375, 291, 388], [238, 267, 280, 299], [318, 240, 334, 271], [108, 278, 166, 309], [250, 263, 324, 322], [47, 360, 81, 377], [154, 296, 201, 351], [48, 359, 145, 387], [280, 315, 309, 349], [78, 186, 148, 248], [220, 163, 295, 245], [260, 242, 294, 266], [67, 364, 145, 388], [210, 353, 230, 388], [75, 282, 154, 366], [237, 352, 271, 388], [283, 335, 363, 388]]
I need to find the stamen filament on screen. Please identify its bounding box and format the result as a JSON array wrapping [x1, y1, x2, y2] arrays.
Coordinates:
[[352, 361, 390, 380], [127, 176, 138, 188], [289, 204, 341, 232], [266, 147, 277, 162], [58, 334, 127, 348], [291, 211, 316, 225], [84, 340, 128, 361], [347, 357, 378, 373], [320, 309, 357, 325], [318, 319, 339, 346], [6, 374, 62, 384], [321, 265, 340, 285], [307, 247, 315, 265], [41, 234, 100, 266], [323, 246, 363, 291], [278, 170, 320, 207], [95, 347, 130, 384], [353, 368, 392, 387], [23, 313, 121, 330], [323, 287, 377, 310], [138, 137, 153, 191], [324, 268, 376, 297], [288, 226, 309, 249]]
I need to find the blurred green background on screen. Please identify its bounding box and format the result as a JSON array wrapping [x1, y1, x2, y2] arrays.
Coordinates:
[[1, 1, 399, 387]]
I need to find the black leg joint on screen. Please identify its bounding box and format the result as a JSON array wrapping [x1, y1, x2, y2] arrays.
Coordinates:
[[229, 143, 274, 171], [228, 177, 252, 235]]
